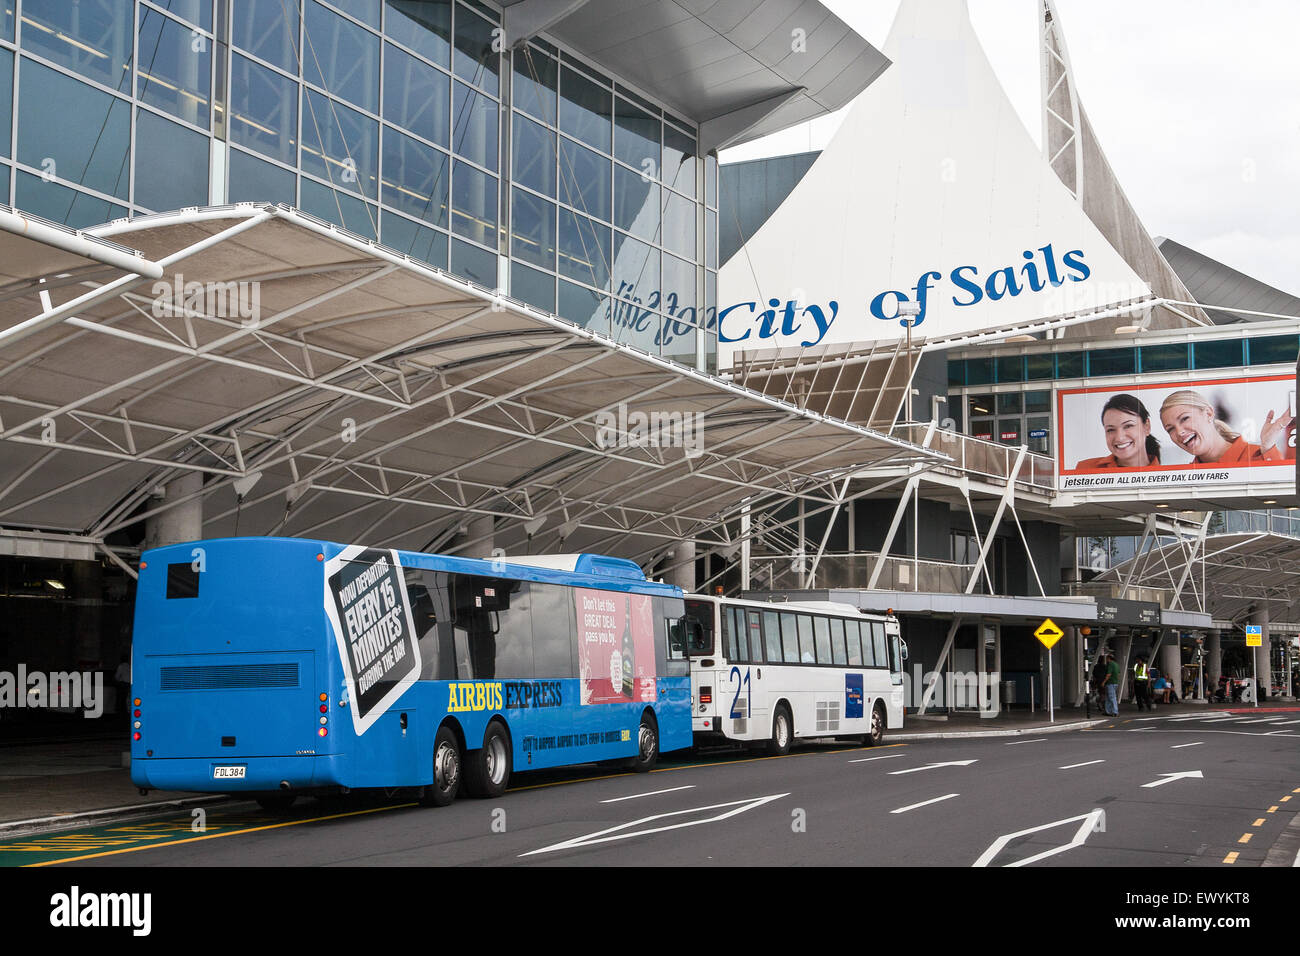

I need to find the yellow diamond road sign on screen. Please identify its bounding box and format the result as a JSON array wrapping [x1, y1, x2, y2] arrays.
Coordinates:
[[1035, 618, 1064, 649]]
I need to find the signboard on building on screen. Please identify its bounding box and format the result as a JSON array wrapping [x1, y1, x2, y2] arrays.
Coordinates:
[[1057, 374, 1296, 496], [1096, 598, 1161, 627]]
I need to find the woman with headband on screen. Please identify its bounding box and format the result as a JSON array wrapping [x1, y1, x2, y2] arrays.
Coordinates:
[[1158, 389, 1290, 464], [1074, 393, 1161, 470]]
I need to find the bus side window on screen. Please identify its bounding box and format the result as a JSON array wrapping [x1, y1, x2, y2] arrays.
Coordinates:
[[860, 622, 876, 666], [667, 617, 687, 660], [830, 618, 848, 665], [778, 612, 798, 664], [729, 607, 744, 661], [847, 621, 863, 666], [872, 622, 888, 669], [746, 610, 765, 663], [762, 611, 781, 662], [796, 614, 815, 664], [813, 616, 831, 664]]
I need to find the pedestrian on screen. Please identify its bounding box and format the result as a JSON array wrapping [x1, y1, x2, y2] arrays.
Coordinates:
[[1103, 653, 1121, 716], [1133, 654, 1151, 711]]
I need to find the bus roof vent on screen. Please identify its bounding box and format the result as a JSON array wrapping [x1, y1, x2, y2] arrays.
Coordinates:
[[491, 553, 648, 581]]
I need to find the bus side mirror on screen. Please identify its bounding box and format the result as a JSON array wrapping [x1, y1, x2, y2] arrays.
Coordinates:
[[900, 640, 909, 662]]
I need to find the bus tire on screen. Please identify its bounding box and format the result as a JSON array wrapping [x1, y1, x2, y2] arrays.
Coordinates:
[[422, 724, 462, 807], [255, 793, 296, 813], [768, 704, 792, 756], [864, 703, 885, 747], [465, 721, 512, 798], [632, 713, 658, 772]]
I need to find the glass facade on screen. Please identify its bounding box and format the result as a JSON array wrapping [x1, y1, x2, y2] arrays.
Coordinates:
[[0, 0, 718, 370]]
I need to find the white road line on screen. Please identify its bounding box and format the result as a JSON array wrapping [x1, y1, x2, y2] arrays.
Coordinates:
[[849, 754, 905, 764], [600, 785, 696, 804], [1171, 742, 1203, 749], [1235, 717, 1283, 724], [1059, 759, 1105, 769], [1005, 738, 1046, 745], [1142, 771, 1203, 788], [891, 793, 960, 814], [888, 760, 978, 775], [973, 809, 1106, 868], [1271, 719, 1300, 725]]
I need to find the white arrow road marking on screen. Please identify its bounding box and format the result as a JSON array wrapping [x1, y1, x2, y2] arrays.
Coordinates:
[[520, 793, 788, 857], [849, 754, 905, 764], [891, 793, 960, 814], [600, 785, 695, 804], [973, 809, 1106, 867], [1142, 771, 1204, 788], [1004, 738, 1046, 745], [1235, 717, 1282, 724], [1270, 719, 1300, 726], [1171, 742, 1203, 749], [888, 760, 978, 775], [1059, 759, 1105, 769]]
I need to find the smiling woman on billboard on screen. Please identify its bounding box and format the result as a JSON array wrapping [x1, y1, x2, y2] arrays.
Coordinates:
[[1074, 393, 1161, 470], [1158, 389, 1290, 464]]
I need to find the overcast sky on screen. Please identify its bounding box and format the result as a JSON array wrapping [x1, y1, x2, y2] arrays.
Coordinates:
[[720, 0, 1300, 299]]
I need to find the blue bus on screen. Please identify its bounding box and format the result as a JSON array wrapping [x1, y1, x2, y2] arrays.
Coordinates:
[[129, 537, 691, 809]]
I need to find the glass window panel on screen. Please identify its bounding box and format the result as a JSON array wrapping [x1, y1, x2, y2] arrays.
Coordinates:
[[450, 159, 496, 246], [229, 53, 298, 165], [660, 321, 695, 367], [232, 0, 300, 74], [4, 3, 13, 42], [381, 209, 448, 267], [329, 0, 381, 28], [705, 271, 716, 335], [1249, 334, 1298, 365], [1139, 342, 1190, 372], [557, 279, 609, 334], [559, 65, 610, 153], [661, 190, 694, 260], [872, 623, 888, 667], [450, 235, 496, 286], [137, 8, 212, 128], [613, 164, 658, 241], [383, 43, 449, 148], [860, 625, 876, 666], [846, 622, 863, 666], [1192, 338, 1243, 369], [0, 48, 11, 157], [745, 611, 765, 663], [19, 60, 130, 200], [705, 152, 716, 208], [661, 253, 696, 322], [706, 208, 716, 270], [510, 186, 554, 269], [995, 354, 1024, 383], [452, 3, 498, 97], [726, 607, 741, 662], [0, 164, 8, 201], [613, 95, 658, 172], [948, 359, 965, 388], [134, 109, 208, 211], [965, 356, 993, 386], [996, 392, 1023, 415], [301, 89, 378, 198], [228, 147, 295, 203], [151, 0, 213, 31], [610, 299, 659, 354], [610, 230, 656, 305], [796, 615, 814, 664], [762, 611, 782, 663], [967, 394, 994, 419], [830, 618, 847, 665], [15, 171, 127, 228], [1087, 347, 1135, 377], [381, 127, 448, 226], [1055, 350, 1083, 379], [969, 419, 993, 441], [452, 81, 497, 171], [812, 617, 831, 664], [1027, 415, 1050, 454], [511, 113, 554, 197], [559, 137, 609, 223], [304, 0, 380, 113], [512, 46, 556, 126], [557, 207, 610, 289], [778, 613, 798, 664], [1024, 390, 1051, 413], [510, 259, 554, 313], [661, 124, 696, 198], [300, 176, 377, 237], [383, 0, 450, 67], [530, 583, 574, 677], [1026, 352, 1054, 380], [22, 0, 132, 91]]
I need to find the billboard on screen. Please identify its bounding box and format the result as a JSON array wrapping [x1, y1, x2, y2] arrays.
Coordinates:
[[574, 588, 656, 705], [1058, 374, 1297, 494]]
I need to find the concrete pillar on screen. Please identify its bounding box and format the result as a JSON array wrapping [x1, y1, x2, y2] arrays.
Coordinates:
[[1062, 625, 1082, 707], [457, 515, 496, 559], [1161, 639, 1181, 700], [72, 559, 103, 668], [1250, 607, 1271, 700], [1205, 630, 1221, 692], [666, 540, 697, 593], [144, 472, 204, 550]]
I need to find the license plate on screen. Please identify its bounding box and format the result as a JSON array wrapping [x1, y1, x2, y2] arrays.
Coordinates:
[[213, 765, 246, 779]]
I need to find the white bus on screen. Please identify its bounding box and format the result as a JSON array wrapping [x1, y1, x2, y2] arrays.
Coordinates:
[[683, 596, 906, 753]]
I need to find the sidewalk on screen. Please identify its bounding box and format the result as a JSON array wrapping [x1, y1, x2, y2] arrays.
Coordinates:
[[1, 700, 1295, 834]]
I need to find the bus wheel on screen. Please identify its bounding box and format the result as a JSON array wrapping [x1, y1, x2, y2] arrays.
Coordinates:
[[255, 793, 296, 813], [768, 704, 792, 756], [465, 721, 512, 798], [423, 725, 462, 807], [632, 714, 658, 772], [864, 704, 885, 747]]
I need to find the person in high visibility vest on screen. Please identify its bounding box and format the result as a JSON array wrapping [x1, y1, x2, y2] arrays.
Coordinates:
[[1133, 654, 1151, 711]]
